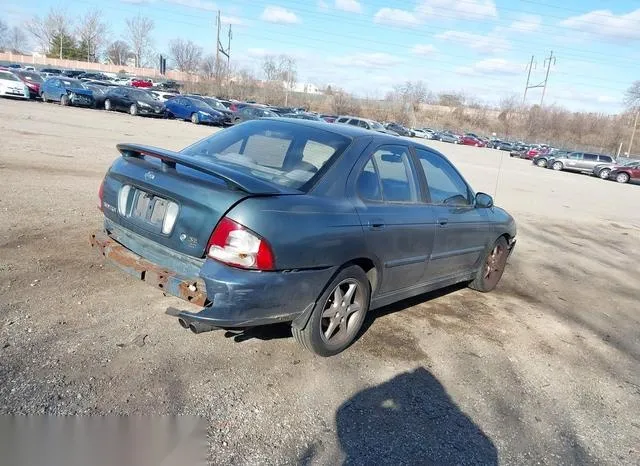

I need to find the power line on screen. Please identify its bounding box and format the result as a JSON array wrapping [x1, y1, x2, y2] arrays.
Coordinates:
[[273, 0, 640, 38], [58, 0, 640, 68], [24, 1, 630, 96]]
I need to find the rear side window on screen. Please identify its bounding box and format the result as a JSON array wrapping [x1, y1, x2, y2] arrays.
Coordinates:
[[598, 155, 613, 162], [357, 159, 382, 201], [371, 146, 418, 203], [182, 120, 351, 190], [415, 148, 470, 206]]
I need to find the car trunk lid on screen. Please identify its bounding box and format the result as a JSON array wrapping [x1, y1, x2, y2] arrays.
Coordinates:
[[101, 143, 300, 258]]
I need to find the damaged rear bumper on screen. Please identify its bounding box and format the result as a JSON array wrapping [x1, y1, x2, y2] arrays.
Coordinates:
[[91, 229, 335, 329], [90, 230, 208, 306]]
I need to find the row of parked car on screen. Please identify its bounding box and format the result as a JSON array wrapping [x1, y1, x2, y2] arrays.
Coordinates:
[[507, 144, 639, 184]]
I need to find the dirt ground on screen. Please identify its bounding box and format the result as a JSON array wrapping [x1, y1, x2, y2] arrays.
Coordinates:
[[1, 99, 639, 465]]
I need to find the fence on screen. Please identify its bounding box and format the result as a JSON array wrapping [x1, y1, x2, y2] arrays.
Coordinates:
[[0, 52, 197, 82]]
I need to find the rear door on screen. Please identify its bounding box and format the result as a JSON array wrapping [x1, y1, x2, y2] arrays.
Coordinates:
[[353, 144, 436, 295], [414, 147, 491, 280], [579, 153, 599, 170]]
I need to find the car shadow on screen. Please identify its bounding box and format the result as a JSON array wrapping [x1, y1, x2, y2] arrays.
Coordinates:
[[358, 283, 468, 338], [300, 367, 498, 465], [210, 283, 468, 345]]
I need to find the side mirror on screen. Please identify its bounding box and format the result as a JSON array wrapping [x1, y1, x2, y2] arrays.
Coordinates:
[[475, 192, 493, 208]]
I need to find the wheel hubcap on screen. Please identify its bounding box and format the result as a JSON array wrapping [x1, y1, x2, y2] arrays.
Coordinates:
[[484, 245, 504, 280], [320, 279, 363, 345]]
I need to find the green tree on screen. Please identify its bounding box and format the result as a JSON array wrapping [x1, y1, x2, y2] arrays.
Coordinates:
[[48, 32, 79, 59]]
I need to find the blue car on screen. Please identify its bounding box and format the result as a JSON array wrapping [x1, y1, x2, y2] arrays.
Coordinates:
[[164, 96, 227, 125], [40, 77, 95, 107], [92, 119, 516, 356]]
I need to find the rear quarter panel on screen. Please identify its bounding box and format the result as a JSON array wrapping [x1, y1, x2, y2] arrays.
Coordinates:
[[226, 195, 366, 270]]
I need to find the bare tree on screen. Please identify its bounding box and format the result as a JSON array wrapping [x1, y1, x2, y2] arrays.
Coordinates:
[[262, 55, 278, 81], [124, 14, 154, 67], [200, 54, 217, 79], [498, 94, 519, 138], [169, 38, 202, 73], [76, 10, 108, 62], [106, 40, 131, 66], [8, 26, 28, 53], [0, 20, 8, 50], [624, 81, 640, 110], [24, 8, 71, 57]]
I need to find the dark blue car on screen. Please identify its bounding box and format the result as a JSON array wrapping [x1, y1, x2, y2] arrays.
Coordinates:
[[41, 77, 94, 107], [165, 96, 227, 125], [92, 119, 516, 356]]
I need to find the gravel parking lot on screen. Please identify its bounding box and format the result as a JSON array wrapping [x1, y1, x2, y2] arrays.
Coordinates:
[[1, 99, 639, 465]]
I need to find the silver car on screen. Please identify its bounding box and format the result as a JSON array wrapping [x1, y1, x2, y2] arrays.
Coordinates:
[[549, 152, 615, 173]]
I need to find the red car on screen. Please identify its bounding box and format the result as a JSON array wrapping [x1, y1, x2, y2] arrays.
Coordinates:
[[608, 161, 640, 183], [461, 135, 485, 147], [131, 78, 153, 88], [13, 70, 44, 99]]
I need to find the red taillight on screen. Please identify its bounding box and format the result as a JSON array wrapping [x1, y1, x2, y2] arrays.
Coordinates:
[[206, 217, 274, 270], [98, 179, 105, 211]]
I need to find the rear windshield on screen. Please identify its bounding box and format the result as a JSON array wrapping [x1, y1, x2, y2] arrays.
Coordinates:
[[0, 71, 20, 81], [181, 120, 352, 190]]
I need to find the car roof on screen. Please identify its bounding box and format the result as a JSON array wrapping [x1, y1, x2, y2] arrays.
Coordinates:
[[262, 118, 415, 145]]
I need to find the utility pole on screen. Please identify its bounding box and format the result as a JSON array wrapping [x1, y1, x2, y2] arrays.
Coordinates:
[[522, 51, 555, 106], [227, 25, 232, 71], [540, 50, 555, 106], [522, 55, 534, 105], [629, 111, 639, 158], [215, 10, 221, 68]]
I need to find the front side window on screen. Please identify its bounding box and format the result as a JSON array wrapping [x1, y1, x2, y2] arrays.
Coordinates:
[[415, 148, 470, 206], [182, 120, 351, 190], [583, 154, 598, 161], [347, 119, 360, 126]]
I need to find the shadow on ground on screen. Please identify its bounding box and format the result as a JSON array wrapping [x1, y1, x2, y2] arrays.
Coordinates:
[[300, 367, 497, 465]]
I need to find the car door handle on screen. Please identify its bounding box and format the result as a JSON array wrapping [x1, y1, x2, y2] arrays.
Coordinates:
[[368, 219, 385, 231], [438, 217, 449, 227]]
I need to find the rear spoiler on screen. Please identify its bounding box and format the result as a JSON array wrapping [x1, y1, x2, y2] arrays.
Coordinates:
[[116, 143, 301, 195]]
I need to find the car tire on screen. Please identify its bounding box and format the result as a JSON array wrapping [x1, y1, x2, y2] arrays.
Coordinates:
[[598, 169, 611, 180], [191, 113, 199, 124], [469, 236, 509, 293], [616, 172, 630, 183], [292, 265, 370, 357], [536, 158, 547, 168], [129, 104, 137, 116], [104, 99, 112, 111], [60, 94, 70, 106], [552, 161, 564, 171], [164, 110, 174, 119]]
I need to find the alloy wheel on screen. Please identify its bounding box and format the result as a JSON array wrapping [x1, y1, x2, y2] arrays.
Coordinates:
[[599, 169, 610, 179], [616, 172, 630, 183], [319, 279, 365, 346], [537, 159, 547, 167], [484, 244, 506, 285]]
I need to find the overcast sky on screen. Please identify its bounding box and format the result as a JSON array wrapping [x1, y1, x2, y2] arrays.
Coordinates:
[[3, 0, 639, 113]]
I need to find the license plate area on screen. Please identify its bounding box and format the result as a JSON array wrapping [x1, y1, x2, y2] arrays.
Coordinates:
[[130, 189, 169, 232]]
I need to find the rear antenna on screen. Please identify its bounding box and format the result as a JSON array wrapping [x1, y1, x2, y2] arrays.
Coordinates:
[[493, 150, 504, 200]]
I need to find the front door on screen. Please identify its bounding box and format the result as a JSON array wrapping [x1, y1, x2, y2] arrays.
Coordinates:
[[414, 148, 492, 280], [353, 145, 436, 296], [564, 152, 583, 171]]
